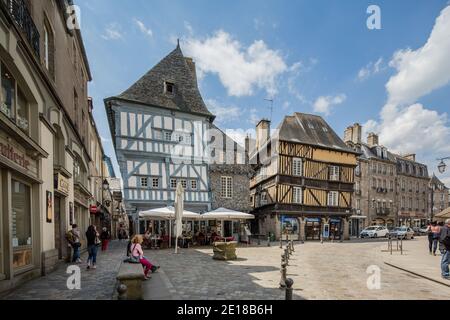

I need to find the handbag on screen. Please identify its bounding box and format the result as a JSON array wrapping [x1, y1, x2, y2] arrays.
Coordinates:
[[95, 235, 102, 247], [123, 245, 141, 264]]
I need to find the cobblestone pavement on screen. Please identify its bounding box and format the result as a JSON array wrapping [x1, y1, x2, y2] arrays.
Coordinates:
[[144, 239, 450, 300], [1, 241, 127, 300]]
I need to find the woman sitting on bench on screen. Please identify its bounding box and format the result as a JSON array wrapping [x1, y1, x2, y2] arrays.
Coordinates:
[[130, 235, 160, 280]]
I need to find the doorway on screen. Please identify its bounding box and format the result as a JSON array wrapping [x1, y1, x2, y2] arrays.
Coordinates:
[[223, 221, 232, 237], [305, 219, 322, 240], [54, 196, 65, 260]]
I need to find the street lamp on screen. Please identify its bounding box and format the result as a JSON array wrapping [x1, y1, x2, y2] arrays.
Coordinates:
[[437, 157, 450, 174], [438, 160, 447, 174]]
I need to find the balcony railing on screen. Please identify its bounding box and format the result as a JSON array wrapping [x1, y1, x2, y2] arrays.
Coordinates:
[[2, 0, 40, 57], [376, 208, 390, 216]]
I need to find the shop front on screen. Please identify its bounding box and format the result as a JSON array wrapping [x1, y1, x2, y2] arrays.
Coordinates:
[[281, 216, 300, 240], [53, 173, 69, 260], [0, 127, 47, 292], [305, 218, 322, 241]]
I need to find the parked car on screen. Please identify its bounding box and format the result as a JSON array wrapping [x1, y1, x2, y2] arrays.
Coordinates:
[[413, 226, 428, 236], [360, 226, 390, 238], [389, 227, 415, 240]]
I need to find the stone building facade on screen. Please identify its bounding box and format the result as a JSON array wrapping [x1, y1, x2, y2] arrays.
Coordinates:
[[345, 123, 430, 233], [395, 154, 429, 228], [0, 0, 110, 293], [429, 174, 449, 219]]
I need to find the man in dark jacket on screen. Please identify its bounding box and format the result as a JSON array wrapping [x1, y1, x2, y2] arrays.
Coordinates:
[[439, 219, 450, 279]]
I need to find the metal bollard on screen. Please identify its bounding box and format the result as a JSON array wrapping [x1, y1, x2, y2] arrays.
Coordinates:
[[267, 236, 271, 247], [257, 235, 261, 246], [291, 240, 295, 252], [400, 238, 403, 255], [285, 278, 294, 300], [280, 237, 283, 249], [279, 262, 287, 288], [117, 284, 127, 300], [281, 253, 286, 264]]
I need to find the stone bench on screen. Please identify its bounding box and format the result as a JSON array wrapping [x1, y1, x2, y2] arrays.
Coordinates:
[[213, 241, 238, 261], [116, 262, 145, 300]]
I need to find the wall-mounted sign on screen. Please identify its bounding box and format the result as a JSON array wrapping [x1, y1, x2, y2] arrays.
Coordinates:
[[323, 224, 330, 239], [0, 141, 30, 169], [89, 205, 98, 214], [54, 173, 70, 195], [46, 191, 53, 223]]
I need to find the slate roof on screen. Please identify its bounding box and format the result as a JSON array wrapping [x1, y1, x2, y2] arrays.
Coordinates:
[[112, 44, 214, 119], [430, 174, 448, 189], [278, 113, 358, 154], [357, 143, 397, 162]]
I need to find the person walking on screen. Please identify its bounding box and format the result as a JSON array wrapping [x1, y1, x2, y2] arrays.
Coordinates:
[[66, 224, 82, 263], [130, 235, 159, 280], [439, 219, 450, 280], [86, 225, 100, 270], [100, 227, 111, 251], [430, 222, 441, 256]]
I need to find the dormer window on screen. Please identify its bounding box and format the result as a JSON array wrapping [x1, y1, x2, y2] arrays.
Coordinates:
[[164, 81, 175, 94]]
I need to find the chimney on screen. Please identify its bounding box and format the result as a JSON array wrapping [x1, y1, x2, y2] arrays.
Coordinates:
[[367, 132, 379, 147], [185, 57, 197, 85], [256, 119, 271, 151], [344, 123, 362, 145], [404, 154, 416, 162]]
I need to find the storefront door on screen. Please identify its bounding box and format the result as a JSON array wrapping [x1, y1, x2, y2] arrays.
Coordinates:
[[223, 221, 232, 237], [305, 219, 321, 240], [54, 196, 63, 259], [329, 219, 342, 240]]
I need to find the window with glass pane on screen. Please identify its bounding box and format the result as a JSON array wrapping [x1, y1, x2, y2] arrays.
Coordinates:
[[293, 187, 302, 204], [140, 177, 148, 187], [329, 166, 339, 181], [16, 88, 29, 133], [180, 179, 187, 189], [221, 176, 232, 198], [327, 191, 339, 206], [11, 180, 31, 248], [1, 63, 15, 119], [170, 179, 177, 189], [191, 180, 197, 190], [293, 158, 303, 176], [152, 178, 159, 188]]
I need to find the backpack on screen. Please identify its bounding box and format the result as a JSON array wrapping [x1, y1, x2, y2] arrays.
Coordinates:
[[65, 231, 75, 244]]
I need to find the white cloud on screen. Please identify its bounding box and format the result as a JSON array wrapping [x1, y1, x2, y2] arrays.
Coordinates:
[[206, 99, 241, 124], [184, 21, 194, 36], [101, 23, 124, 40], [386, 6, 450, 106], [248, 108, 261, 125], [363, 6, 450, 184], [183, 30, 288, 97], [223, 128, 256, 147], [313, 94, 346, 116], [134, 19, 153, 38], [358, 57, 384, 81]]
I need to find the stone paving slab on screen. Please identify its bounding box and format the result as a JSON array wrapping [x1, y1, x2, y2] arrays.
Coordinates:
[[382, 237, 450, 287], [1, 241, 127, 300], [143, 240, 450, 300]]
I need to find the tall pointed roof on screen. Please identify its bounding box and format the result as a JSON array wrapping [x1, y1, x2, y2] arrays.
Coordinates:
[[115, 45, 214, 119]]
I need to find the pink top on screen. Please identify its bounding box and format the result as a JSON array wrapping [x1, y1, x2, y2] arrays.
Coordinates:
[[131, 243, 143, 258]]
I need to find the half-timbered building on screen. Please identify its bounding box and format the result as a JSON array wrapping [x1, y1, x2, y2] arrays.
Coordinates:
[[250, 113, 359, 241], [105, 44, 215, 232]]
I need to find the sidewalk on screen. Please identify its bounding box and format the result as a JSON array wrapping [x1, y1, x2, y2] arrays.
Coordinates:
[[1, 240, 127, 300], [379, 237, 450, 287]]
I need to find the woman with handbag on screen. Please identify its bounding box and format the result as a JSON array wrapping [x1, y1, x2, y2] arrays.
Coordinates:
[[130, 235, 160, 280], [86, 225, 100, 270]]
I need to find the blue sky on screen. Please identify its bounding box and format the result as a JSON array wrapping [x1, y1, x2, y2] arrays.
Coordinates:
[[77, 0, 450, 185]]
